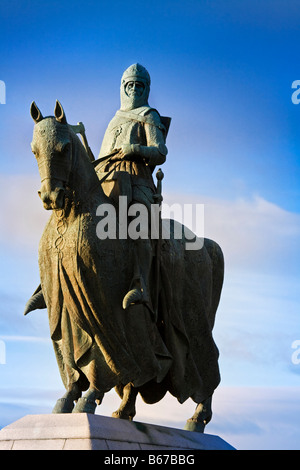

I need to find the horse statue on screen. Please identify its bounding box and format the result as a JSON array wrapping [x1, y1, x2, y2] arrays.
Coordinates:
[[26, 100, 224, 432]]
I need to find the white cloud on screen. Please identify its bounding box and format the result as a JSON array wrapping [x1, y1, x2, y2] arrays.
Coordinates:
[[0, 335, 50, 343], [208, 386, 300, 450], [163, 191, 300, 274]]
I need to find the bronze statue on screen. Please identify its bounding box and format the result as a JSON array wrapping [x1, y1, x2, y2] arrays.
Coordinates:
[[25, 65, 224, 433]]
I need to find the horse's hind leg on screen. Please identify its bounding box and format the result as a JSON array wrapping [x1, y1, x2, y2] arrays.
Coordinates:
[[52, 382, 82, 413], [112, 383, 138, 421], [184, 396, 212, 433]]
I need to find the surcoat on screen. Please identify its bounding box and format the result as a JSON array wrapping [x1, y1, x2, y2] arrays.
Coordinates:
[[98, 106, 168, 204]]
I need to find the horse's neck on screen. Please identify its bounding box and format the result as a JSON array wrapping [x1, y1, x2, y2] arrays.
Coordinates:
[[69, 135, 106, 206]]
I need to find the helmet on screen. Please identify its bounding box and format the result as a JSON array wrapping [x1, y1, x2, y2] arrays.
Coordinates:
[[121, 63, 151, 87], [120, 63, 151, 110]]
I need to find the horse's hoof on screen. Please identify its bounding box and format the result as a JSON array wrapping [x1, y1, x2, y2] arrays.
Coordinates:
[[52, 397, 75, 413], [72, 397, 97, 414], [184, 419, 206, 433], [122, 288, 143, 309], [111, 410, 134, 421]]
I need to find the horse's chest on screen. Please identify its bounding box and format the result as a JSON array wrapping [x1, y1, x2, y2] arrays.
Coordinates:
[[38, 213, 92, 266]]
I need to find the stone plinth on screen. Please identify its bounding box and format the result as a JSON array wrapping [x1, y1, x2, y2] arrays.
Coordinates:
[[0, 414, 235, 450]]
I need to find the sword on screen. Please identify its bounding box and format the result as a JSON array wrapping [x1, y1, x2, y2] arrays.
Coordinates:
[[153, 168, 164, 322]]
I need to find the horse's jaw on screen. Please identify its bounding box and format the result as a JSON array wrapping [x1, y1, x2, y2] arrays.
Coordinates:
[[41, 200, 65, 211]]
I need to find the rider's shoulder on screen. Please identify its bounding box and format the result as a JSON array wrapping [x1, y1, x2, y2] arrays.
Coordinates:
[[138, 106, 162, 124]]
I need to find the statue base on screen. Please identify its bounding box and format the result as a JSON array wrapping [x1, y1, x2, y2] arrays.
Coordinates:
[[0, 413, 235, 450]]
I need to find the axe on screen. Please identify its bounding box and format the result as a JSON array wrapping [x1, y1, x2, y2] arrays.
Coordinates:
[[69, 121, 95, 162]]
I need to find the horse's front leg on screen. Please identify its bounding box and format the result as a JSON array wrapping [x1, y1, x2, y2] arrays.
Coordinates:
[[184, 396, 213, 433], [52, 383, 82, 413], [112, 383, 138, 421], [72, 388, 104, 414]]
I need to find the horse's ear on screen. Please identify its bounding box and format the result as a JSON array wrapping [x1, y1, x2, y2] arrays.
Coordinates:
[[30, 101, 43, 123], [54, 100, 67, 124]]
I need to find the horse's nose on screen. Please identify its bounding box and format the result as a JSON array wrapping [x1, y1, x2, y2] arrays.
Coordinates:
[[38, 186, 65, 210], [38, 189, 50, 204]]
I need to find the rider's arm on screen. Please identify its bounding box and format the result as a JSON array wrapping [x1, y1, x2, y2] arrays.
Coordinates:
[[116, 110, 168, 165], [125, 111, 167, 165]]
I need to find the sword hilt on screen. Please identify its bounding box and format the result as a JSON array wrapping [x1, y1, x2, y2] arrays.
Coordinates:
[[154, 168, 164, 204]]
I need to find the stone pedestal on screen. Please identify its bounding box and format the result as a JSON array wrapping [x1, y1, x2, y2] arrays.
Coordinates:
[[0, 414, 235, 450]]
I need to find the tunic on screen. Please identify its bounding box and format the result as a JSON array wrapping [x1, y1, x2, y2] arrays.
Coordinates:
[[98, 106, 168, 207]]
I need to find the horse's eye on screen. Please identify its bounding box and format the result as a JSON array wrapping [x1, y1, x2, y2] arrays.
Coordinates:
[[31, 144, 37, 155]]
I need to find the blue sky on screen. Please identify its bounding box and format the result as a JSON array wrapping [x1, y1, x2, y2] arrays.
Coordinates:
[[0, 0, 300, 450]]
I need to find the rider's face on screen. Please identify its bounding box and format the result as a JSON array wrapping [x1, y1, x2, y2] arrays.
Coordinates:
[[125, 81, 145, 98]]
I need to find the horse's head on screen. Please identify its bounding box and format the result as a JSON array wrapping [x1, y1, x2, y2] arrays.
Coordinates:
[[30, 100, 72, 210]]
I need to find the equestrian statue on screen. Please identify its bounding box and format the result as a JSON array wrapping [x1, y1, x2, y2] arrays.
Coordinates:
[[24, 64, 224, 433]]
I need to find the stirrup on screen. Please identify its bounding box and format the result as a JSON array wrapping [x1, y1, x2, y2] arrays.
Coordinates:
[[122, 288, 143, 309]]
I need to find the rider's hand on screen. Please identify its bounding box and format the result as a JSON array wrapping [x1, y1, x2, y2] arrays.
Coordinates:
[[110, 144, 146, 162], [118, 144, 136, 159]]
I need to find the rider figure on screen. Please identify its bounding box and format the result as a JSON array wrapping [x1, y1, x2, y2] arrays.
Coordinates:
[[98, 63, 169, 310]]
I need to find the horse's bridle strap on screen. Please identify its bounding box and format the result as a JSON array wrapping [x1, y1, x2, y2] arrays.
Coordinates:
[[38, 158, 71, 184]]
